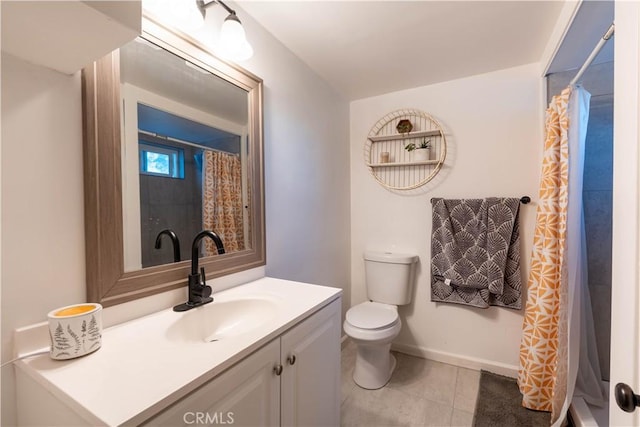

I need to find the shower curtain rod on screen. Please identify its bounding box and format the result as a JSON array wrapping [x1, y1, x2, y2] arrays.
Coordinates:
[[569, 23, 615, 86]]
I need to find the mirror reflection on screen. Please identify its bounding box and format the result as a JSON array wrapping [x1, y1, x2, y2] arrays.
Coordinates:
[[119, 37, 251, 271]]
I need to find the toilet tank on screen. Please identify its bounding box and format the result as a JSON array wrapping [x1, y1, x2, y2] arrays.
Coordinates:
[[364, 251, 418, 305]]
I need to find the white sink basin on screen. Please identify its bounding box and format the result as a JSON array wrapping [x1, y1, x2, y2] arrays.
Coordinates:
[[165, 296, 280, 342]]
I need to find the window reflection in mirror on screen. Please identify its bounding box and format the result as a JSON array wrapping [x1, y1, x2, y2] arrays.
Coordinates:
[[119, 37, 251, 272]]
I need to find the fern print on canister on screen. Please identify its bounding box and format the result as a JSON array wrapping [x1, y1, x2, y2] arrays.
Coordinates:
[[47, 303, 102, 360]]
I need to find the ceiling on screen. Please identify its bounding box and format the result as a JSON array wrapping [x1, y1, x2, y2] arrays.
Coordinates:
[[237, 1, 566, 100]]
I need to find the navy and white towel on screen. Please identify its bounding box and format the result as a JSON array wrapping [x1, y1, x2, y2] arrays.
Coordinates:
[[430, 198, 522, 309]]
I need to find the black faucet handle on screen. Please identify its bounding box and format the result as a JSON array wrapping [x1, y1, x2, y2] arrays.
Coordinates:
[[200, 267, 212, 299], [202, 284, 212, 299]]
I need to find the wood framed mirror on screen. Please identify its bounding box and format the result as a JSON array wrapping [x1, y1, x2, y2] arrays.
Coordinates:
[[82, 16, 264, 307]]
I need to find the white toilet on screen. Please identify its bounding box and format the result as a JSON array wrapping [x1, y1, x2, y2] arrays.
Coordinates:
[[344, 251, 418, 389]]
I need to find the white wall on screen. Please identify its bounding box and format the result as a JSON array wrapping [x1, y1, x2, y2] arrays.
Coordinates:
[[234, 8, 351, 302], [350, 63, 543, 374], [0, 8, 350, 426], [1, 53, 87, 426]]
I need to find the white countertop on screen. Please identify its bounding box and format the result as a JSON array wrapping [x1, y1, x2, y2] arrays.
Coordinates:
[[16, 277, 342, 426]]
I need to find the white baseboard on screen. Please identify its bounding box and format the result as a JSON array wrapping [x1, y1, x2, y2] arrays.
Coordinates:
[[340, 335, 519, 378], [390, 342, 519, 378]]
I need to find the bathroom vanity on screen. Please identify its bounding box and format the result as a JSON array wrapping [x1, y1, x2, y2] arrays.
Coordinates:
[[15, 278, 342, 426]]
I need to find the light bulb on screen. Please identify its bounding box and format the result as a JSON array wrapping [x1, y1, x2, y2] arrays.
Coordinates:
[[219, 13, 253, 60], [220, 15, 245, 48]]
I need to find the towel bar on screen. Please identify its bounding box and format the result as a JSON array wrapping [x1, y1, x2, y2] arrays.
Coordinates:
[[429, 196, 532, 204]]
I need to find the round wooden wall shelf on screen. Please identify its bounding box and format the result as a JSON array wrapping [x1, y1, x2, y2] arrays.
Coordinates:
[[364, 109, 447, 191]]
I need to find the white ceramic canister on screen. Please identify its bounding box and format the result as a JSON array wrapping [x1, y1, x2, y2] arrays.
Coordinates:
[[47, 303, 103, 360], [414, 148, 430, 162]]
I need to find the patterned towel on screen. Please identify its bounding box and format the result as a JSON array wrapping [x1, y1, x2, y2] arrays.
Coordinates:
[[430, 198, 522, 309]]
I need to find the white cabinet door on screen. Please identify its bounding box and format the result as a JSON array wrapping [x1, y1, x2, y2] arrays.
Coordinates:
[[143, 340, 281, 426], [281, 298, 342, 427]]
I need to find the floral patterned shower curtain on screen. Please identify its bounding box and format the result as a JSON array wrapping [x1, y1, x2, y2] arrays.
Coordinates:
[[518, 87, 571, 421], [202, 150, 244, 255]]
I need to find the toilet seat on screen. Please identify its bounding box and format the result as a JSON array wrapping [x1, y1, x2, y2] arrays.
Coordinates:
[[346, 302, 399, 330]]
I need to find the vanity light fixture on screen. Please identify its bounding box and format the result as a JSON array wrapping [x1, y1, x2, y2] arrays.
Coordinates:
[[197, 0, 254, 61]]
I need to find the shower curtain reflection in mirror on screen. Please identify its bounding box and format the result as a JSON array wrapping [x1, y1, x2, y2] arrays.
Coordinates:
[[202, 150, 246, 256]]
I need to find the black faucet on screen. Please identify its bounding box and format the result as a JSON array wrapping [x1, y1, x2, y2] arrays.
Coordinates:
[[173, 230, 225, 312], [154, 229, 181, 262]]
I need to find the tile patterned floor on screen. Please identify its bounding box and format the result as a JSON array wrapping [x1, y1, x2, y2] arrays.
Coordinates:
[[341, 340, 480, 427]]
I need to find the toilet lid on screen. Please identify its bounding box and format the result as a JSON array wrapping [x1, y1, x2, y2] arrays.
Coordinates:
[[346, 302, 399, 329]]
